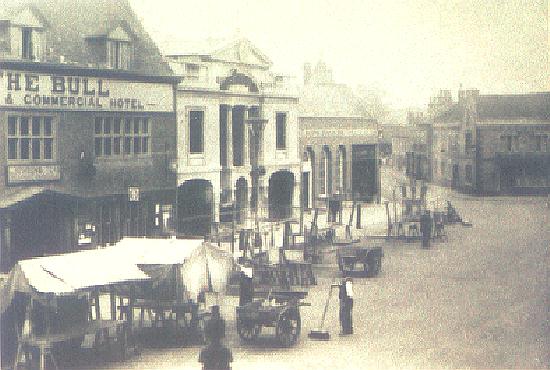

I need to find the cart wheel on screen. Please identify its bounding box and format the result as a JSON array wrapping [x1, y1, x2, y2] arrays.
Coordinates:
[[276, 309, 301, 347], [238, 321, 261, 342]]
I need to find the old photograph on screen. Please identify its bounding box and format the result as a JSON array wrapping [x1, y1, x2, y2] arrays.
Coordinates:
[[0, 0, 548, 369]]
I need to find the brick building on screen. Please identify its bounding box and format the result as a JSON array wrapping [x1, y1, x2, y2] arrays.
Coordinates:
[[166, 39, 300, 234], [299, 62, 380, 220], [0, 0, 179, 270], [432, 89, 550, 194]]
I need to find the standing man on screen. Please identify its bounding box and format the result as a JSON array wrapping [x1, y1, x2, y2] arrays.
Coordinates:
[[339, 277, 354, 335], [239, 265, 254, 306], [420, 210, 432, 249], [344, 277, 354, 335], [338, 278, 347, 335], [199, 305, 233, 370]]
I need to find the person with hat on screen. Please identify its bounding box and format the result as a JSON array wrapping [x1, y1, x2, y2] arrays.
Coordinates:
[[199, 305, 233, 370], [338, 277, 354, 335]]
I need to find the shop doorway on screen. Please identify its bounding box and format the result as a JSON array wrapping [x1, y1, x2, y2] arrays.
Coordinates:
[[177, 179, 214, 236], [268, 171, 294, 220]]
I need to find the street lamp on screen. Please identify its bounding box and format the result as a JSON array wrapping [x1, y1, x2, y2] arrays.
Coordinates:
[[246, 109, 268, 234]]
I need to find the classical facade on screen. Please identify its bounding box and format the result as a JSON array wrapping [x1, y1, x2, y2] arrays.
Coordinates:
[[0, 0, 179, 270], [432, 89, 550, 194], [166, 39, 300, 234]]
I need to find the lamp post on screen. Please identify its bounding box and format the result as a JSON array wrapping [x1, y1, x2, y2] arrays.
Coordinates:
[[245, 109, 268, 235]]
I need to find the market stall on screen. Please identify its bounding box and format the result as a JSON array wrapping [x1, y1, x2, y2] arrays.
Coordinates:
[[1, 248, 150, 370]]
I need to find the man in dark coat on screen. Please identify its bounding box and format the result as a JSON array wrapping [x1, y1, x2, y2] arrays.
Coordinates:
[[420, 210, 432, 249], [199, 305, 233, 370], [339, 278, 354, 335], [239, 267, 254, 306]]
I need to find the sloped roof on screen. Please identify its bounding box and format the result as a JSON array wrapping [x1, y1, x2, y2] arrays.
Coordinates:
[[478, 93, 550, 120], [1, 0, 172, 76], [433, 104, 463, 123]]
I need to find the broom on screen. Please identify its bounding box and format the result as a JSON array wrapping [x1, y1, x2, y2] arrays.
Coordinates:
[[308, 283, 336, 340]]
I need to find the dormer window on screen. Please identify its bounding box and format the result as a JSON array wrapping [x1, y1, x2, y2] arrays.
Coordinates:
[[108, 40, 131, 70], [22, 27, 33, 59], [1, 7, 45, 61], [86, 23, 133, 70]]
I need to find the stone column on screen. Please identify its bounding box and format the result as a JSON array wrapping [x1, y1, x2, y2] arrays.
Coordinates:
[[213, 187, 220, 223], [226, 106, 233, 169], [243, 107, 250, 166], [293, 172, 301, 219], [346, 144, 353, 198]]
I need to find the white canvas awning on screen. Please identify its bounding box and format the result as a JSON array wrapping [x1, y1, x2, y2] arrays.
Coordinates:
[[110, 237, 204, 265], [0, 247, 151, 314]]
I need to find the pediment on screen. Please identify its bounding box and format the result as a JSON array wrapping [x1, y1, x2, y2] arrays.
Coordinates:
[[108, 26, 131, 42], [212, 39, 271, 67], [12, 7, 44, 28]]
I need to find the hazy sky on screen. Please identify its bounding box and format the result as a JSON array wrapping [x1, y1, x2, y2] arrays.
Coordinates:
[[130, 0, 549, 109]]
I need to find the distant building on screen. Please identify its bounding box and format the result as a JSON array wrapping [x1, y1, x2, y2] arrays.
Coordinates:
[[299, 62, 380, 220], [432, 89, 550, 194], [0, 0, 179, 271], [166, 39, 300, 234]]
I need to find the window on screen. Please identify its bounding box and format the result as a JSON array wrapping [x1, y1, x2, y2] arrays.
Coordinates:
[[22, 27, 33, 60], [465, 131, 472, 152], [276, 112, 287, 150], [94, 116, 149, 157], [465, 164, 473, 184], [185, 64, 200, 80], [189, 111, 204, 154], [7, 115, 54, 160], [440, 160, 445, 176], [0, 22, 10, 52], [108, 40, 131, 69]]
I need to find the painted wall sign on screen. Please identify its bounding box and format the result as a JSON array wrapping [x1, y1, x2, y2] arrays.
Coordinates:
[[0, 70, 173, 112], [7, 164, 61, 183]]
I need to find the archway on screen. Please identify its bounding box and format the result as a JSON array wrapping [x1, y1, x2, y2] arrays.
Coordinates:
[[235, 177, 248, 224], [268, 171, 295, 220], [177, 179, 213, 236]]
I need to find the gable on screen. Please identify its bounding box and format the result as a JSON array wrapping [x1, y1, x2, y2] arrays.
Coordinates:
[[12, 7, 44, 28], [108, 26, 131, 42], [211, 39, 271, 67]]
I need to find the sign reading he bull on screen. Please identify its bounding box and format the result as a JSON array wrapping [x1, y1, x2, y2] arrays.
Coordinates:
[[0, 70, 173, 112]]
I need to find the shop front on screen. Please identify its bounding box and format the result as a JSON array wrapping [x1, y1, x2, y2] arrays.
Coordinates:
[[0, 65, 178, 271]]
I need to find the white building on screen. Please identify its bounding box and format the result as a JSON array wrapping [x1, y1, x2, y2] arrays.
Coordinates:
[[166, 39, 301, 235]]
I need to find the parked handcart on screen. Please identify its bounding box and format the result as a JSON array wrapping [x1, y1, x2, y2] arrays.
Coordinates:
[[236, 290, 309, 347]]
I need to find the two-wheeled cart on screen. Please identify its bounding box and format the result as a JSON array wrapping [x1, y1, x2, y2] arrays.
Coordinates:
[[335, 242, 383, 277], [236, 290, 308, 347]]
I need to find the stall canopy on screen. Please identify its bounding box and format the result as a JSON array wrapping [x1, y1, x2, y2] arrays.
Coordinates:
[[0, 237, 231, 314], [180, 242, 234, 298], [0, 248, 150, 314], [109, 237, 204, 265]]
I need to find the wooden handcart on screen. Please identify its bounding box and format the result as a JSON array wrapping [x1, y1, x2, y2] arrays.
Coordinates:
[[236, 290, 308, 347]]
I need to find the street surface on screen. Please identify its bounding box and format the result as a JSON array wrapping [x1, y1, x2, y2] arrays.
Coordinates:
[[92, 184, 549, 370]]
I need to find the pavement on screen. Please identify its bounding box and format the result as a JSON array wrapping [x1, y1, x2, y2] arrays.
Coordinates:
[[93, 186, 550, 369]]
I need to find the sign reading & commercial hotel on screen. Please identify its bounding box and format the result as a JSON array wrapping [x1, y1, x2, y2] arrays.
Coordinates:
[[0, 70, 173, 112]]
